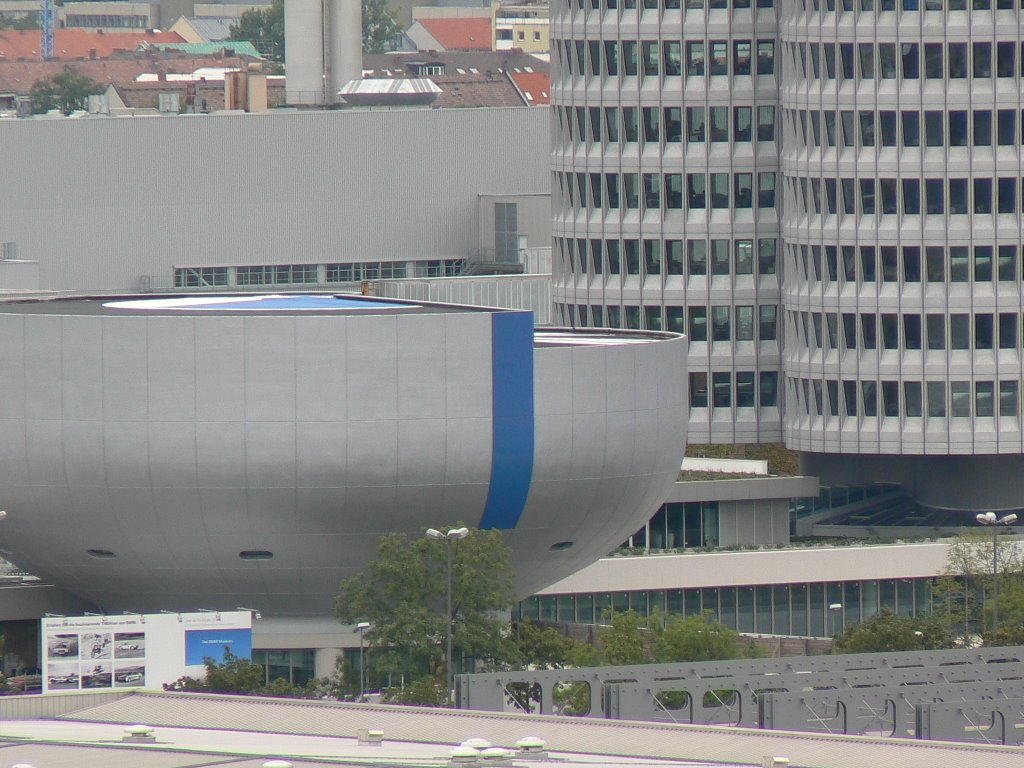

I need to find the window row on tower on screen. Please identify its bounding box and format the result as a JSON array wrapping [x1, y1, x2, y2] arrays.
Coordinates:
[[786, 377, 1022, 420], [784, 175, 1024, 216], [786, 310, 1024, 352], [560, 0, 774, 15], [556, 236, 779, 277], [689, 370, 781, 408], [556, 171, 777, 210], [793, 0, 1024, 15], [785, 108, 1024, 151], [554, 38, 776, 80], [784, 40, 1024, 83], [555, 105, 777, 146], [558, 302, 779, 339], [787, 242, 1024, 285]]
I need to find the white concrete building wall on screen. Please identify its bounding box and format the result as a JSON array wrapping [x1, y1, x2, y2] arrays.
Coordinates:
[[536, 541, 953, 594]]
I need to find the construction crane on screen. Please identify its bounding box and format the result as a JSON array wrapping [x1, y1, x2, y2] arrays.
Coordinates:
[[39, 0, 54, 59]]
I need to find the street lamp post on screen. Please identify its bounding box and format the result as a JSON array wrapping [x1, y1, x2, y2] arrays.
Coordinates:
[[828, 602, 843, 638], [976, 512, 1018, 633], [425, 526, 469, 704], [355, 621, 370, 701]]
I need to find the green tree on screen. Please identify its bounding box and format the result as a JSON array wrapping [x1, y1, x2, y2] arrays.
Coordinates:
[[230, 0, 284, 61], [654, 612, 752, 663], [832, 610, 954, 654], [382, 676, 449, 706], [933, 528, 1024, 640], [362, 0, 400, 53], [515, 619, 578, 669], [30, 71, 102, 115], [163, 649, 265, 694], [335, 527, 517, 692], [600, 610, 649, 665], [0, 13, 38, 30]]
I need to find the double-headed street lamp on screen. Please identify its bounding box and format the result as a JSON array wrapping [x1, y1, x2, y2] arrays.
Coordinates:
[[355, 621, 370, 701], [425, 526, 468, 703], [976, 512, 1018, 632]]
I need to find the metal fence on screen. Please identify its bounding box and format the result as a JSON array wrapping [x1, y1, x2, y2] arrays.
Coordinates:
[[457, 645, 1024, 744]]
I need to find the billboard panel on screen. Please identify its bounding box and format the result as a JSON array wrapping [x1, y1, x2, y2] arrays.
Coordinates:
[[185, 628, 253, 665], [41, 611, 253, 693]]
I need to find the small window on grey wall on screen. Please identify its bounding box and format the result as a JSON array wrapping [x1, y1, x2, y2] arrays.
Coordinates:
[[494, 202, 519, 264]]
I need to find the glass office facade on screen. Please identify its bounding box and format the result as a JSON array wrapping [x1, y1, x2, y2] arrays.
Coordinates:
[[252, 649, 316, 687], [516, 576, 933, 638], [622, 501, 720, 550]]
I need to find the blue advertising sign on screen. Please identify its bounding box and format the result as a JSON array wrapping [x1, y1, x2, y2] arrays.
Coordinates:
[[184, 628, 253, 665]]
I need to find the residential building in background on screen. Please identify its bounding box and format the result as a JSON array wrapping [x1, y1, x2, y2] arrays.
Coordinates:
[[492, 0, 549, 53], [0, 0, 271, 30]]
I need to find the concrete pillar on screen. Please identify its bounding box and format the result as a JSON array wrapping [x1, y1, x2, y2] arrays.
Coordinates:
[[284, 0, 326, 105], [314, 646, 344, 678], [325, 0, 362, 103]]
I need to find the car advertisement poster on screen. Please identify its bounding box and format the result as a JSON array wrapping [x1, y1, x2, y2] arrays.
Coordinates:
[[41, 611, 253, 694]]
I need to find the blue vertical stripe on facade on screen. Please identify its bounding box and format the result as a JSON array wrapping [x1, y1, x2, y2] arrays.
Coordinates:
[[480, 311, 535, 529]]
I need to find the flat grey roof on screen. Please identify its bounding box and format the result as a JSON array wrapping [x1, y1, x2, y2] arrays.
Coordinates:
[[0, 294, 676, 345], [0, 293, 464, 317], [0, 691, 1019, 768]]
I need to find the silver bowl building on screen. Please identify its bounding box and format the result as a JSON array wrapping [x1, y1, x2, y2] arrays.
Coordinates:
[[0, 293, 687, 617]]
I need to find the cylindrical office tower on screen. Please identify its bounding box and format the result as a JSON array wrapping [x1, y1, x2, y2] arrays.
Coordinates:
[[550, 0, 785, 445], [285, 0, 362, 106], [779, 3, 1024, 508]]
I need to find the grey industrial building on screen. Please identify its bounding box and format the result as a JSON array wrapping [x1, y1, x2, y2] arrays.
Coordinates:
[[0, 106, 551, 293]]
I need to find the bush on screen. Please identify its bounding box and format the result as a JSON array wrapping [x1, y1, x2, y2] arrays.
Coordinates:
[[380, 676, 448, 706]]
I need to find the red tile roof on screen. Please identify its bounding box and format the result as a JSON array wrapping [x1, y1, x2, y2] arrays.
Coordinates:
[[416, 17, 492, 51], [0, 54, 259, 95], [509, 71, 549, 105], [0, 29, 184, 61]]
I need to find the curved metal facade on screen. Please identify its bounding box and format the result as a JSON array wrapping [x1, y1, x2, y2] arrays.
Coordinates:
[[0, 296, 688, 616]]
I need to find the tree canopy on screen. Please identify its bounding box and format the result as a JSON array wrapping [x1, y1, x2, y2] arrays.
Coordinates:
[[932, 528, 1024, 645], [335, 527, 517, 688], [580, 609, 756, 666], [0, 13, 37, 30], [831, 610, 954, 654], [361, 0, 401, 53], [229, 0, 401, 62], [30, 71, 102, 115], [230, 0, 284, 60], [654, 612, 754, 662]]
